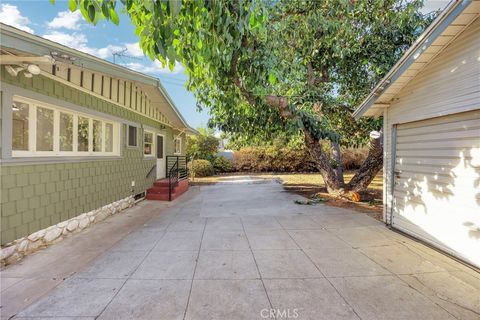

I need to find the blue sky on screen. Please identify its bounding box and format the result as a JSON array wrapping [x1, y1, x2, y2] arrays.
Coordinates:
[[0, 1, 449, 130], [0, 0, 210, 130]]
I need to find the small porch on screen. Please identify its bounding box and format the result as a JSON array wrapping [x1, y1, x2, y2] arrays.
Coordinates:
[[147, 155, 189, 201]]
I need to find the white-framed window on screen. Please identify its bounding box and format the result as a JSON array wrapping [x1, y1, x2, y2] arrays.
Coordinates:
[[127, 125, 137, 147], [11, 96, 120, 157], [174, 137, 181, 155], [143, 130, 154, 156]]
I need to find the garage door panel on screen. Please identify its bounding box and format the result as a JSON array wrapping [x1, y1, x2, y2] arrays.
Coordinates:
[[392, 110, 480, 268], [396, 117, 480, 136], [395, 157, 478, 167], [396, 148, 475, 157], [396, 129, 480, 143], [395, 138, 479, 149]]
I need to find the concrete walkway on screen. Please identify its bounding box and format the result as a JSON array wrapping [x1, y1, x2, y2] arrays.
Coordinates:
[[1, 177, 479, 319]]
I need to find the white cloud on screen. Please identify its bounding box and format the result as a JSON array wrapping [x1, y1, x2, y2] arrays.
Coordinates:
[[42, 32, 182, 75], [125, 42, 145, 57], [0, 4, 34, 33], [47, 10, 82, 30], [122, 60, 184, 75]]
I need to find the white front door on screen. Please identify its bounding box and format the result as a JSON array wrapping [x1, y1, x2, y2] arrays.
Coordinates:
[[156, 134, 166, 179]]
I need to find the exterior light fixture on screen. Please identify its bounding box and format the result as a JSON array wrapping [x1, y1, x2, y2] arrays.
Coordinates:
[[27, 64, 41, 75]]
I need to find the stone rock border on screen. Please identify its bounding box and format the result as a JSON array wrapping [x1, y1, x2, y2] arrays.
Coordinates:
[[0, 196, 135, 267]]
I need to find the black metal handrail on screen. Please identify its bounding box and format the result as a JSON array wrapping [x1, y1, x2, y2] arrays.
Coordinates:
[[168, 160, 179, 201], [146, 164, 156, 178], [166, 156, 187, 201]]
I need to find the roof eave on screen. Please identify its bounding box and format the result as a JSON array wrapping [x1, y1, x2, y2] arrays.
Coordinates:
[[353, 0, 471, 119]]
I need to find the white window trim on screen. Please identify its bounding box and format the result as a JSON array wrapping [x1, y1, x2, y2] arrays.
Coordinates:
[[174, 137, 182, 155], [11, 96, 120, 157], [143, 130, 155, 157]]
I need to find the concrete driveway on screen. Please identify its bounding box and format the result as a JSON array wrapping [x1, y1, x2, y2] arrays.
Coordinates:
[[1, 177, 479, 319]]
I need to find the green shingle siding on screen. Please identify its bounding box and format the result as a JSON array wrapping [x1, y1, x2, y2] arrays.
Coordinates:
[[0, 70, 180, 245]]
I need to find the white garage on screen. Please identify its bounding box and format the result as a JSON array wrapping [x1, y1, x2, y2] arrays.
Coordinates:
[[354, 0, 480, 267]]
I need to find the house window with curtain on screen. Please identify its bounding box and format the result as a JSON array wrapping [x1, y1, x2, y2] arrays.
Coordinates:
[[174, 137, 181, 155], [143, 131, 154, 156], [11, 96, 119, 157]]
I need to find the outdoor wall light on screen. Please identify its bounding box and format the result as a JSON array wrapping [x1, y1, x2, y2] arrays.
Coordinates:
[[27, 64, 41, 75]]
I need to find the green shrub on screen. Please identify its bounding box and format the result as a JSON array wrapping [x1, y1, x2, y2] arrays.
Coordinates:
[[213, 156, 233, 173], [188, 159, 214, 177], [232, 146, 368, 172]]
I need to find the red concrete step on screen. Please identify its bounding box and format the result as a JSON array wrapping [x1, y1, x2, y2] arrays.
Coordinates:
[[147, 178, 189, 201], [153, 179, 170, 187], [146, 192, 177, 201], [147, 186, 170, 194]]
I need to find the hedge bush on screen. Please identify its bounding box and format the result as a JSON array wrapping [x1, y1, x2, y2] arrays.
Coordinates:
[[188, 159, 214, 177], [213, 156, 233, 173], [232, 146, 367, 172]]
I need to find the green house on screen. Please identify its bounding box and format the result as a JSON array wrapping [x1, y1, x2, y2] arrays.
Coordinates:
[[0, 23, 196, 246]]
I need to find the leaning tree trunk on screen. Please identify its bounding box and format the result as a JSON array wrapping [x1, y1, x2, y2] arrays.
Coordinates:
[[304, 130, 345, 193], [330, 141, 345, 186], [347, 132, 383, 192]]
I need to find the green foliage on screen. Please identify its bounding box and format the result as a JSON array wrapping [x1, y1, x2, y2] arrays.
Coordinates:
[[233, 146, 318, 172], [68, 0, 433, 148], [213, 156, 233, 173], [233, 146, 367, 172], [186, 127, 219, 161], [188, 159, 214, 177]]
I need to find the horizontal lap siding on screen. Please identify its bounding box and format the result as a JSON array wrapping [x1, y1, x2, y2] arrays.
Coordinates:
[[384, 17, 480, 224]]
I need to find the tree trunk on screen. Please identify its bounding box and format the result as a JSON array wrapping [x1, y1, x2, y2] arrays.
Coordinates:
[[303, 130, 344, 193], [330, 141, 345, 186], [347, 132, 383, 192]]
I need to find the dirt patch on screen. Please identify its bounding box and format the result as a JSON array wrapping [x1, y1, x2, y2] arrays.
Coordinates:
[[283, 184, 382, 221]]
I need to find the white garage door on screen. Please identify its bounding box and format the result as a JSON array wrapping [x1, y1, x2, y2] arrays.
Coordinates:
[[392, 110, 480, 267]]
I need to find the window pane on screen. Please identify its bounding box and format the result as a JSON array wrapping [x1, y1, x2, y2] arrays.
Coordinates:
[[36, 107, 54, 151], [12, 101, 29, 151], [78, 116, 89, 152], [59, 113, 73, 151], [128, 125, 137, 146], [175, 139, 181, 154], [105, 123, 113, 152], [144, 132, 153, 155], [93, 120, 102, 152]]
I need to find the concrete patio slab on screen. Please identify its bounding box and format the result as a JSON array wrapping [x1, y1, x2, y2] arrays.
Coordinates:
[[195, 250, 259, 280], [253, 250, 322, 279], [275, 215, 323, 230], [17, 277, 124, 318], [2, 177, 478, 320], [264, 278, 360, 320], [399, 271, 480, 320], [76, 250, 148, 279], [98, 279, 191, 320], [359, 243, 453, 274], [241, 216, 283, 231], [153, 231, 203, 251], [132, 251, 197, 280], [184, 279, 271, 320], [305, 247, 391, 277], [330, 275, 456, 320], [167, 217, 207, 231], [287, 229, 350, 249], [246, 229, 299, 250], [330, 226, 397, 247], [201, 230, 250, 250], [110, 230, 164, 251], [205, 217, 244, 231]]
